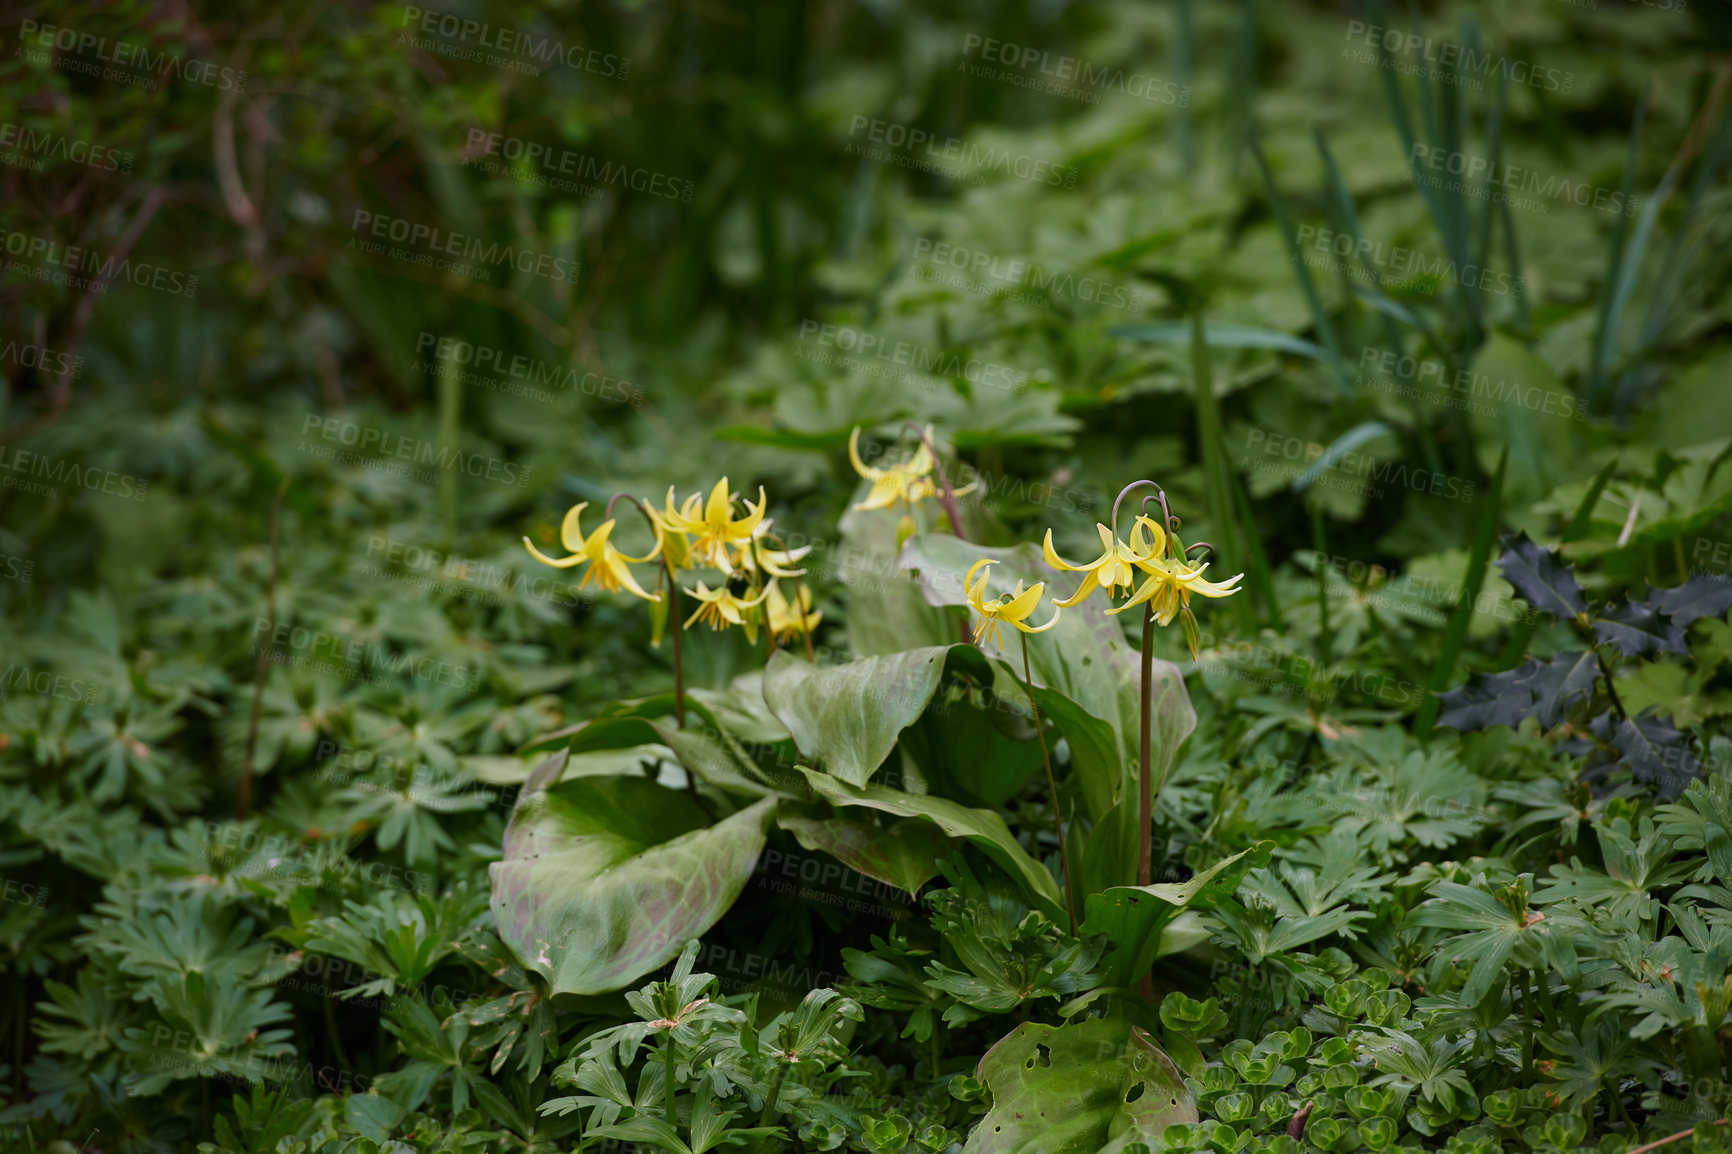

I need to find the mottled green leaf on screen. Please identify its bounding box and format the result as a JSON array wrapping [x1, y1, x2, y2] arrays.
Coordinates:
[[490, 777, 775, 995], [777, 809, 956, 899], [800, 768, 1064, 921], [964, 1018, 1196, 1154]]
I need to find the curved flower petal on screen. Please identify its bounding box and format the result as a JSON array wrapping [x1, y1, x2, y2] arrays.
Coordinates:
[[1000, 580, 1047, 623], [1014, 607, 1062, 634], [559, 502, 594, 554], [523, 536, 587, 569], [848, 427, 884, 482]]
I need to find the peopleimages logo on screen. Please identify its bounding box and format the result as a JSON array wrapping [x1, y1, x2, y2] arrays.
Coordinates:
[[1408, 145, 1638, 218], [795, 320, 1029, 393], [348, 210, 579, 284], [910, 237, 1144, 311], [959, 34, 1190, 107], [845, 116, 1078, 188], [0, 122, 134, 173], [462, 129, 694, 203], [15, 20, 249, 91], [414, 332, 644, 406], [1342, 20, 1574, 94], [0, 228, 199, 298], [398, 5, 628, 79], [299, 413, 532, 488]]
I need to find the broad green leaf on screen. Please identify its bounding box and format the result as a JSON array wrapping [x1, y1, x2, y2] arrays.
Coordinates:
[[800, 768, 1065, 922], [490, 777, 776, 995], [777, 808, 956, 898], [1468, 334, 1588, 515], [1083, 842, 1274, 988], [897, 695, 1044, 809], [763, 646, 985, 788], [836, 503, 958, 657], [964, 1017, 1197, 1154]]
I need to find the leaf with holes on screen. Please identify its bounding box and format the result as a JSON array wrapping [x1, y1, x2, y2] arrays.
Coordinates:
[[964, 1017, 1196, 1154]]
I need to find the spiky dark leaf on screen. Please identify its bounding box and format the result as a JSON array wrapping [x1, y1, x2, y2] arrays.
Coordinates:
[[1606, 711, 1702, 802], [1436, 662, 1537, 732], [1651, 573, 1732, 628], [1496, 533, 1588, 620], [1594, 601, 1688, 657], [1514, 651, 1599, 729]]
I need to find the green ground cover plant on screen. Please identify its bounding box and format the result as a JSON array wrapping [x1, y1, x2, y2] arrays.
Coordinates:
[[1, 0, 1730, 1151]]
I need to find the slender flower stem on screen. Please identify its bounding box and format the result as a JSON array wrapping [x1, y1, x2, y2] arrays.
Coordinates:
[[1111, 480, 1162, 538], [611, 493, 686, 731], [1020, 630, 1075, 933], [664, 1035, 678, 1126], [650, 555, 686, 730], [1138, 602, 1154, 890], [758, 1062, 789, 1127], [905, 422, 966, 541]]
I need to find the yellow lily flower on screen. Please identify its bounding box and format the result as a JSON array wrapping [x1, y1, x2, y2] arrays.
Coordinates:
[[848, 426, 940, 511], [1042, 517, 1167, 608], [733, 522, 811, 579], [682, 580, 772, 632], [522, 503, 662, 602], [766, 581, 822, 642], [660, 478, 767, 571], [964, 559, 1061, 650], [1107, 556, 1243, 626]]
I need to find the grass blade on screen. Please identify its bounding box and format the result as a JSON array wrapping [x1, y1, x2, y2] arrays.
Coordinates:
[[1247, 128, 1354, 398], [1190, 313, 1255, 631], [1292, 421, 1396, 493], [1587, 83, 1653, 410], [1415, 448, 1506, 738], [1111, 321, 1330, 360], [1561, 457, 1618, 543]]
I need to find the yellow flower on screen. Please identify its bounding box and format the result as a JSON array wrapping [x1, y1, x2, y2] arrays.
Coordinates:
[[682, 580, 772, 632], [964, 559, 1061, 650], [766, 581, 822, 642], [1107, 556, 1243, 626], [522, 503, 662, 602], [659, 478, 767, 571], [848, 426, 940, 511], [1042, 517, 1167, 608], [733, 522, 811, 579]]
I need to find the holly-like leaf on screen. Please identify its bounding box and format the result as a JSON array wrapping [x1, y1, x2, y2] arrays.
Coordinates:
[[1594, 600, 1687, 657], [964, 1018, 1196, 1154], [1651, 573, 1732, 628], [1435, 663, 1537, 732], [1514, 651, 1600, 729], [1496, 533, 1587, 620], [1604, 711, 1703, 802]]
